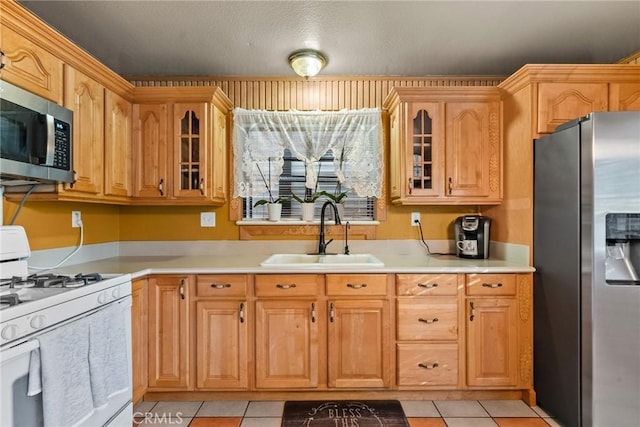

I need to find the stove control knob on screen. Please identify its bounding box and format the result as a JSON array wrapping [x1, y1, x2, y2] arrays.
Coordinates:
[[111, 288, 121, 299], [30, 315, 46, 330], [1, 324, 18, 341], [97, 292, 108, 305]]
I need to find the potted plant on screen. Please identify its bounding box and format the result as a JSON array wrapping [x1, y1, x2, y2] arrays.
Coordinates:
[[253, 161, 288, 221]]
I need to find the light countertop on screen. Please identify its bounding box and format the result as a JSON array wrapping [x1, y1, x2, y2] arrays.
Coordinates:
[[40, 240, 535, 278]]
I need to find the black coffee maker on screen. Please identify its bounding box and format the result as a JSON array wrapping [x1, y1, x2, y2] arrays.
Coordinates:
[[454, 215, 491, 259]]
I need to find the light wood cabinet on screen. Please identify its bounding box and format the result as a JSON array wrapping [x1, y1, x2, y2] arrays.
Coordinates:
[[254, 275, 322, 389], [536, 82, 608, 134], [131, 278, 148, 403], [148, 275, 191, 390], [0, 24, 64, 104], [104, 89, 132, 199], [132, 87, 232, 205], [195, 275, 249, 390], [395, 274, 462, 389], [63, 65, 105, 196], [383, 87, 502, 205], [609, 83, 640, 111], [326, 274, 392, 388], [464, 273, 533, 395]]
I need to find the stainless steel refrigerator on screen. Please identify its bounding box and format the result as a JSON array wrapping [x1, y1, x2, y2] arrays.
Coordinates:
[[534, 111, 640, 427]]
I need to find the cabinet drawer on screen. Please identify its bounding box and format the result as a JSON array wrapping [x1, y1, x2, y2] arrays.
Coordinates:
[[397, 343, 458, 387], [196, 275, 248, 297], [255, 275, 321, 297], [466, 274, 516, 296], [326, 274, 388, 296], [397, 299, 458, 341], [396, 274, 459, 296]]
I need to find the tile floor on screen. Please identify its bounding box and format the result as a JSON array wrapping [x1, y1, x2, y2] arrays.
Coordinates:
[[133, 400, 562, 426]]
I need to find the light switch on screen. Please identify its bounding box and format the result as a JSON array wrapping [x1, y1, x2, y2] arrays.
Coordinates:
[[200, 212, 216, 227]]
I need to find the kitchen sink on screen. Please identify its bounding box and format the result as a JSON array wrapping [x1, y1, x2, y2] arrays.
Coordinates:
[[260, 253, 384, 268]]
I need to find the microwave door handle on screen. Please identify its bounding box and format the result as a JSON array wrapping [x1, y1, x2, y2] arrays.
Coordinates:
[[44, 114, 56, 166]]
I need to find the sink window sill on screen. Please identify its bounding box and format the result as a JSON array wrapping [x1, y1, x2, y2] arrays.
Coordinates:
[[236, 221, 378, 240]]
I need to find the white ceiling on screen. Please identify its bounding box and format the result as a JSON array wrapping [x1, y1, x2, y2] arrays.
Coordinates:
[[18, 1, 640, 78]]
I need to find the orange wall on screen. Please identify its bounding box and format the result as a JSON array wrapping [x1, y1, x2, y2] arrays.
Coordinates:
[[3, 200, 119, 250], [3, 198, 478, 250]]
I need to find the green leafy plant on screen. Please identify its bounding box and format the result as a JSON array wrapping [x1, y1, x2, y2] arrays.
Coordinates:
[[252, 159, 290, 207]]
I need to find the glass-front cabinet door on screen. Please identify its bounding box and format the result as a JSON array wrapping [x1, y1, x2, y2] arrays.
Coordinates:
[[174, 103, 208, 199], [407, 102, 444, 198]]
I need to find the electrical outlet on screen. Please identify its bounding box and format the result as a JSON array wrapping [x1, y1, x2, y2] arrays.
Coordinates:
[[71, 211, 82, 228], [411, 212, 420, 227], [201, 212, 216, 227]]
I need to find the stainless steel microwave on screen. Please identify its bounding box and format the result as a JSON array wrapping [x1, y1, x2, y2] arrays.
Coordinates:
[[0, 80, 73, 184]]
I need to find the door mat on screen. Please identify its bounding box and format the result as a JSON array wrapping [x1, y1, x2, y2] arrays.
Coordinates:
[[282, 400, 409, 427]]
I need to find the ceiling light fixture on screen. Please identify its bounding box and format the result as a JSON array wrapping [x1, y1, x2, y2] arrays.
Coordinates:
[[288, 49, 327, 78]]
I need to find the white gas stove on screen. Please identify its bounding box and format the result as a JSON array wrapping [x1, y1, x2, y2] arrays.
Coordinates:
[[0, 225, 133, 427], [0, 226, 132, 346]]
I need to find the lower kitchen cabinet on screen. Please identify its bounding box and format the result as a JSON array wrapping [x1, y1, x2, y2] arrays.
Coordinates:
[[148, 275, 191, 389], [395, 274, 462, 389], [327, 274, 392, 389], [465, 273, 533, 392], [131, 278, 148, 403], [195, 274, 249, 390], [254, 275, 322, 389]]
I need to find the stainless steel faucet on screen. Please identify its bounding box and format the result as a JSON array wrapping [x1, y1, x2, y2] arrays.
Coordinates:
[[316, 200, 341, 255]]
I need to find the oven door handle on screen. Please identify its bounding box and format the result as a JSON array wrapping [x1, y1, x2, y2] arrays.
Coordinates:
[[0, 339, 39, 365]]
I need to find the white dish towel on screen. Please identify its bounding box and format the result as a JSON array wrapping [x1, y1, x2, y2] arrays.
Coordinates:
[[88, 301, 130, 408], [27, 316, 96, 427]]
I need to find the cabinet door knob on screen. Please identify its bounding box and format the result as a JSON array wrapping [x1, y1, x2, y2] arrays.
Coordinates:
[[418, 317, 439, 324], [418, 362, 439, 370], [482, 283, 503, 288]]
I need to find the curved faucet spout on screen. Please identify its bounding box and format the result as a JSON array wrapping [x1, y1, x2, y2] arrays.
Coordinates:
[[317, 201, 341, 255]]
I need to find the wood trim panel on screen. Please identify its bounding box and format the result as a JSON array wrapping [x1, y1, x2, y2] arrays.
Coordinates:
[[130, 76, 503, 110], [238, 224, 376, 240]]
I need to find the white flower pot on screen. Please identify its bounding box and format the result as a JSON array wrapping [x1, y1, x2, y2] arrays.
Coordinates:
[[267, 203, 282, 221], [301, 203, 315, 221]]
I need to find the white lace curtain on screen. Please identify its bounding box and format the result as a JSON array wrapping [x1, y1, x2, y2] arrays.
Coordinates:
[[233, 108, 383, 199]]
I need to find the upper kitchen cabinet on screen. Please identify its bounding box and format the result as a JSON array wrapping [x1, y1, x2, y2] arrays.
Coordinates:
[[384, 87, 502, 205], [63, 65, 105, 197], [104, 90, 133, 199], [0, 25, 63, 104], [132, 87, 233, 205], [499, 64, 640, 137]]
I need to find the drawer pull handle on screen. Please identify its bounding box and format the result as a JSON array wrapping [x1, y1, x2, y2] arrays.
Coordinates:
[[330, 302, 335, 323], [418, 317, 439, 324], [179, 279, 185, 300], [347, 283, 367, 289], [470, 301, 475, 321], [158, 178, 164, 196], [418, 283, 438, 289], [418, 362, 439, 369], [482, 283, 503, 288], [211, 283, 231, 289], [276, 284, 297, 289], [311, 302, 316, 323], [239, 302, 245, 323]]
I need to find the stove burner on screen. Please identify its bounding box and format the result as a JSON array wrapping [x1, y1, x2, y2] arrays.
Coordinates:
[[0, 273, 104, 289], [0, 292, 20, 307]]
